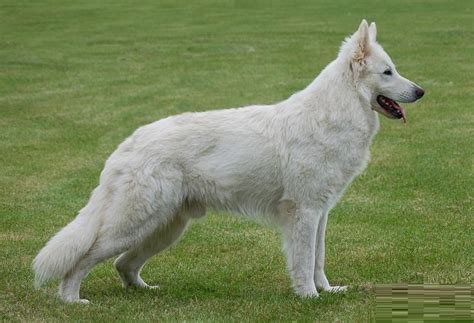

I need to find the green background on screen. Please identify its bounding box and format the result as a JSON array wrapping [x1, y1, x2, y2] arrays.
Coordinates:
[[1, 0, 472, 321]]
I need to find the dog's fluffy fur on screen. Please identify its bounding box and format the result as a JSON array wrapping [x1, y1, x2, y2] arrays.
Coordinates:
[[33, 20, 424, 303]]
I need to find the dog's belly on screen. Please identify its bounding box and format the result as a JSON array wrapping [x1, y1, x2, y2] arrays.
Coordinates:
[[185, 142, 285, 219], [184, 142, 370, 219]]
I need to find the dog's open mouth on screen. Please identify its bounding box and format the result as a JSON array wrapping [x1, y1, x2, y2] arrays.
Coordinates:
[[376, 95, 406, 123]]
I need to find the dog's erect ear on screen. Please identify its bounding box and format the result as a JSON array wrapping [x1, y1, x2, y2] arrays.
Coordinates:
[[369, 22, 377, 42], [352, 19, 370, 63], [338, 19, 373, 66]]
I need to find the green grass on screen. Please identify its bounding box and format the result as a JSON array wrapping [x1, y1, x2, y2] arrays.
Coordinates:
[[1, 0, 473, 321]]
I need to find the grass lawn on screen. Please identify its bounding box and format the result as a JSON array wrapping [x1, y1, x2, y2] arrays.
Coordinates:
[[1, 0, 472, 321]]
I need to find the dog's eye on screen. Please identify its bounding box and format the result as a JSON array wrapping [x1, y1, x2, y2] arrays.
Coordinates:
[[383, 69, 392, 75]]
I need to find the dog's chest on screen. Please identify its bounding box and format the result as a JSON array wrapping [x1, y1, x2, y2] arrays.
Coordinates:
[[285, 124, 373, 201], [328, 134, 370, 177], [318, 135, 369, 177]]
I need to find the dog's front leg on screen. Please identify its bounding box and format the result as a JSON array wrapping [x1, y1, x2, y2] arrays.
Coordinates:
[[283, 207, 319, 298], [314, 211, 348, 293]]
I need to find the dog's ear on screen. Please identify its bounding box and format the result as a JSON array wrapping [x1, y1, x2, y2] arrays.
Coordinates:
[[352, 19, 370, 63], [338, 19, 372, 67], [369, 22, 377, 42]]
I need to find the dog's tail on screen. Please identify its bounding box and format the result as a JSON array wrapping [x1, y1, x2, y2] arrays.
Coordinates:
[[33, 191, 103, 288]]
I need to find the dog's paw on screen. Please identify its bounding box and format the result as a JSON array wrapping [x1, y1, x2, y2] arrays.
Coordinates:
[[141, 283, 160, 290], [128, 279, 160, 290], [323, 285, 348, 293], [63, 298, 90, 304], [297, 291, 320, 298], [77, 299, 91, 304], [59, 292, 91, 304], [133, 277, 160, 289], [294, 285, 320, 298], [119, 274, 160, 290]]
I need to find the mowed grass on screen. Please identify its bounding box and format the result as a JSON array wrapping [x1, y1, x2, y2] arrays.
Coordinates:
[[1, 0, 473, 321]]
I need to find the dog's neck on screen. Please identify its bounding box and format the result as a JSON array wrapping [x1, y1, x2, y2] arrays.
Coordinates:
[[281, 58, 380, 140]]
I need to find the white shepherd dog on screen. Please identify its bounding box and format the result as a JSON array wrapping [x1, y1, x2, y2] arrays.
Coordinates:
[[34, 20, 424, 303]]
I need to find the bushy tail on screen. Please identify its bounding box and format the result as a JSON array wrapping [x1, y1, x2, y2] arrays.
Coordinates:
[[33, 204, 102, 288]]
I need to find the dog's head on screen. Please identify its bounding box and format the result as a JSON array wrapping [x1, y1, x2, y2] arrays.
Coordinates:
[[339, 20, 424, 122]]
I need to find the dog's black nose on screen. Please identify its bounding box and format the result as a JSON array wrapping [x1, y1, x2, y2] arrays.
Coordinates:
[[415, 87, 424, 99]]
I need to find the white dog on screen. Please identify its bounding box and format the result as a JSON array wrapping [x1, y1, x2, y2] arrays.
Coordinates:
[[33, 20, 424, 303]]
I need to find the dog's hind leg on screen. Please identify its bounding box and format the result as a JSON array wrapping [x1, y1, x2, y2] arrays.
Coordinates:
[[52, 153, 192, 303], [59, 200, 184, 303], [313, 211, 347, 293], [58, 207, 175, 304], [114, 212, 191, 289], [58, 230, 134, 304]]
